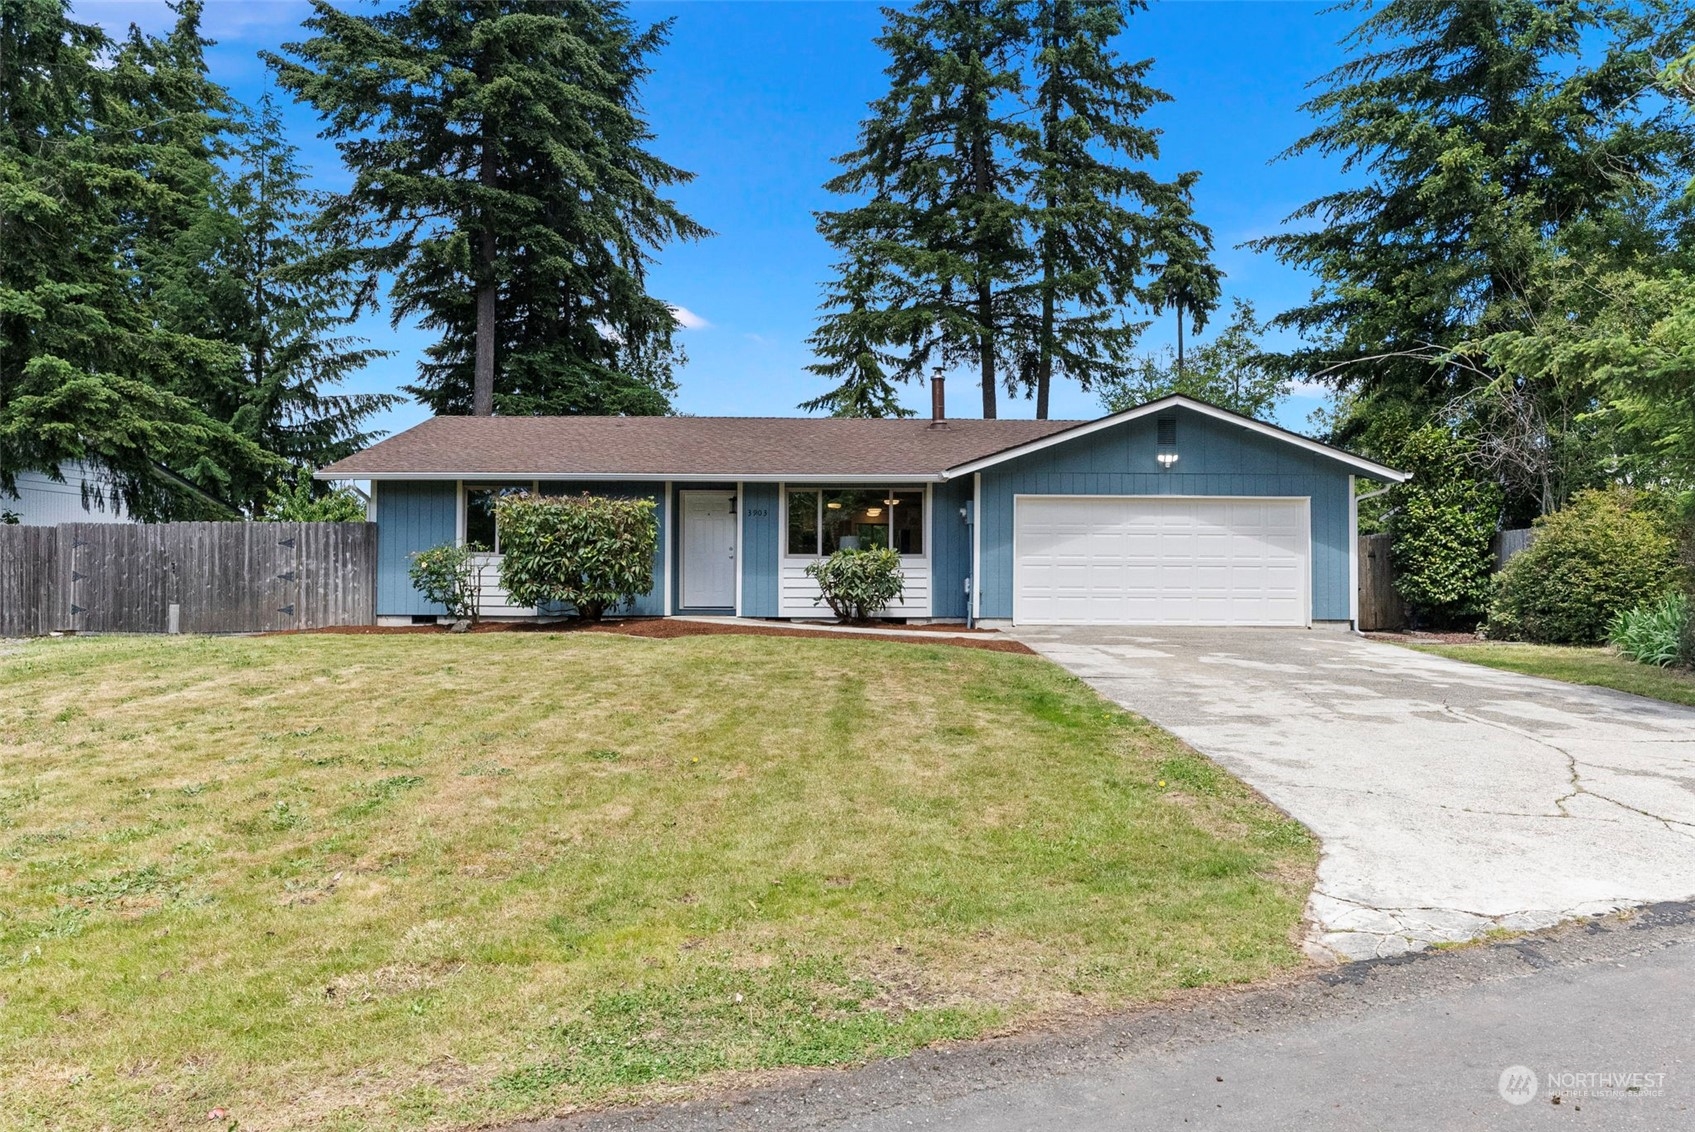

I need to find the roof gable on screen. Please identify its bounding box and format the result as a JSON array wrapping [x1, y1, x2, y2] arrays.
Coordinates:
[[943, 395, 1409, 482]]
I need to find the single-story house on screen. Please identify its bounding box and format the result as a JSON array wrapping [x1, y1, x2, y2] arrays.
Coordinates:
[[317, 391, 1407, 629]]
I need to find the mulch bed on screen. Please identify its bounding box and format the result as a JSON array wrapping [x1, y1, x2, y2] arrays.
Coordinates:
[[1365, 629, 1487, 645], [272, 617, 1034, 655]]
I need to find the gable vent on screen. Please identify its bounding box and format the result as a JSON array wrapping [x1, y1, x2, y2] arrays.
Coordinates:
[[1156, 417, 1177, 446]]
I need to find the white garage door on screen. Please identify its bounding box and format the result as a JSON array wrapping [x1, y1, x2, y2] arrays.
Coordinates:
[[1013, 496, 1310, 626]]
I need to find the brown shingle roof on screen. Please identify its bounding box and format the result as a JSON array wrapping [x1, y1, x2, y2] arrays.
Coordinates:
[[319, 416, 1083, 480]]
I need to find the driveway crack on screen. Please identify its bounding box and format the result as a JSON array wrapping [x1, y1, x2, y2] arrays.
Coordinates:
[[1440, 703, 1694, 833]]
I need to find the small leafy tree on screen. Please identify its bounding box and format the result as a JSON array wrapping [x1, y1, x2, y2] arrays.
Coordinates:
[[409, 543, 483, 624], [1098, 299, 1285, 420], [1489, 489, 1678, 645], [806, 547, 905, 622], [261, 468, 367, 522], [1386, 426, 1502, 626], [494, 493, 658, 621]]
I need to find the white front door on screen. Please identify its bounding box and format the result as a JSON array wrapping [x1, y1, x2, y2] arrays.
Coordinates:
[[680, 491, 737, 610], [1013, 496, 1310, 626]]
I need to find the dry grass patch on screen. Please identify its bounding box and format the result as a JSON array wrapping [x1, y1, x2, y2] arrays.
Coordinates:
[[0, 632, 1314, 1130]]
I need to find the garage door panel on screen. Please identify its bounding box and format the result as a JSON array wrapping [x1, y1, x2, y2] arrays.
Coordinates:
[[1014, 496, 1308, 626]]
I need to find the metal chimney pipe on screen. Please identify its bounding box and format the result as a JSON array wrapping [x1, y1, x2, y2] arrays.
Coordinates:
[[930, 368, 946, 423]]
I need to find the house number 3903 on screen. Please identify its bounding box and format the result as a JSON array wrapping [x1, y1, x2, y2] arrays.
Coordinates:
[[744, 508, 769, 518]]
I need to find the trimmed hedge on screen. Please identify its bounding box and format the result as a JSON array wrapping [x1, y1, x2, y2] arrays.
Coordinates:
[[495, 492, 658, 621]]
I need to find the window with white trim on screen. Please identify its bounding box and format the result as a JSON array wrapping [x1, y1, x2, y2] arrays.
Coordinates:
[[463, 483, 532, 551], [785, 488, 923, 556]]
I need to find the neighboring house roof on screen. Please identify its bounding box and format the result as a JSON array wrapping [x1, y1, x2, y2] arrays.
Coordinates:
[[317, 415, 1080, 481], [317, 395, 1407, 483]]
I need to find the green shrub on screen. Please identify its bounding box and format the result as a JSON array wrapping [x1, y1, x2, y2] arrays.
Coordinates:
[[261, 467, 368, 523], [408, 543, 484, 623], [805, 547, 905, 621], [1385, 427, 1502, 625], [494, 492, 658, 621], [1488, 488, 1677, 644], [1610, 592, 1691, 667]]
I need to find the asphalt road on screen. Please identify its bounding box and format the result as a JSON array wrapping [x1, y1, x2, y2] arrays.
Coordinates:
[[520, 903, 1695, 1132]]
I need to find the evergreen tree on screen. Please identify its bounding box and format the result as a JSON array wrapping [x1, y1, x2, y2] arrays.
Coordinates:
[[1015, 0, 1212, 418], [1142, 171, 1222, 377], [798, 258, 913, 418], [810, 0, 1217, 419], [269, 0, 706, 419], [0, 0, 272, 519], [1253, 0, 1695, 441], [205, 95, 399, 501], [815, 0, 1032, 419]]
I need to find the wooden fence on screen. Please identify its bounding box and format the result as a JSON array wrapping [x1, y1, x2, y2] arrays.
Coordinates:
[[1356, 532, 1406, 631], [1492, 527, 1537, 570], [0, 522, 375, 637]]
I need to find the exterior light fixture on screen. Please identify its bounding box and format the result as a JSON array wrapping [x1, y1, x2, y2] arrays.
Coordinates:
[[1156, 452, 1179, 469], [883, 497, 899, 506]]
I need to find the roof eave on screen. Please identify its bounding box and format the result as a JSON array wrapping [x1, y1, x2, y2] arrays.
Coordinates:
[[315, 470, 951, 483]]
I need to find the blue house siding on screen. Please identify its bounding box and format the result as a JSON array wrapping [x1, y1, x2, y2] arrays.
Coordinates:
[[930, 478, 973, 619], [976, 407, 1356, 622], [740, 482, 780, 617], [374, 481, 457, 616]]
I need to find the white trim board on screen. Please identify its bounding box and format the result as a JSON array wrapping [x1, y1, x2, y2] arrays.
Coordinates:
[[943, 395, 1409, 482]]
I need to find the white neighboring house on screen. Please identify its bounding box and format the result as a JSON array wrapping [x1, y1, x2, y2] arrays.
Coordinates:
[[2, 463, 130, 525]]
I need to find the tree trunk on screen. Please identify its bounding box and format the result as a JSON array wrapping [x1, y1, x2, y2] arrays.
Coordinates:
[[973, 129, 996, 419], [1037, 262, 1055, 420], [1035, 15, 1058, 421], [474, 228, 496, 416], [1175, 301, 1185, 376], [473, 78, 497, 418]]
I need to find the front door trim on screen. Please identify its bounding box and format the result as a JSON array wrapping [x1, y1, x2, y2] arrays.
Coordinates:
[[677, 488, 739, 614]]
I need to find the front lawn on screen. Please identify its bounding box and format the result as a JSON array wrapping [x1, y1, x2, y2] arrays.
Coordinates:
[[1406, 641, 1695, 708], [0, 633, 1313, 1131]]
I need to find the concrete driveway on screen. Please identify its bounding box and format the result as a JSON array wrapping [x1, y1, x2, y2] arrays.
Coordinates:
[[1011, 627, 1695, 961]]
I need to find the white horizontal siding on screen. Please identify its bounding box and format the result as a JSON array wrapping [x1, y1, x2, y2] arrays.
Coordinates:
[[470, 553, 537, 618], [779, 559, 931, 619], [5, 464, 130, 525]]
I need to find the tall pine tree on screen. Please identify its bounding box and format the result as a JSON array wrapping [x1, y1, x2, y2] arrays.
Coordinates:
[[1015, 0, 1214, 418], [815, 0, 1032, 419], [810, 0, 1218, 419], [1252, 0, 1694, 442], [269, 0, 707, 419], [800, 256, 913, 418]]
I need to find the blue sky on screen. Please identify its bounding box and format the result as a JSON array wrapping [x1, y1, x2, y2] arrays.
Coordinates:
[[74, 0, 1360, 435]]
